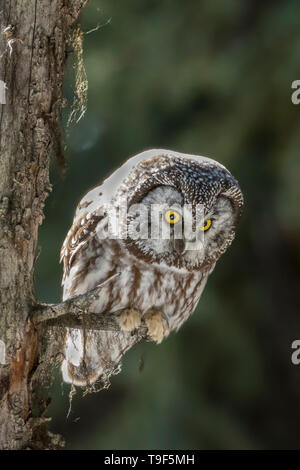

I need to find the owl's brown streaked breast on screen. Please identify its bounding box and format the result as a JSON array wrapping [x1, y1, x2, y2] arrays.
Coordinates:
[[63, 236, 206, 332]]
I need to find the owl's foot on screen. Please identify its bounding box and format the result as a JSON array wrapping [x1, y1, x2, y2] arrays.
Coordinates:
[[143, 309, 169, 344], [117, 308, 141, 332]]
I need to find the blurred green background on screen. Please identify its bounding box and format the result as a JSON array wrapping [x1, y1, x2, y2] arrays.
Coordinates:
[[35, 0, 300, 449]]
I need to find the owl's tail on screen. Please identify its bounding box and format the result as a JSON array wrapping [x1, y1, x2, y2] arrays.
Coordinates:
[[61, 327, 136, 387]]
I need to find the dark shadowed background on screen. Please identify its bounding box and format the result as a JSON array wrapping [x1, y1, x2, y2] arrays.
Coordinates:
[[35, 0, 300, 449]]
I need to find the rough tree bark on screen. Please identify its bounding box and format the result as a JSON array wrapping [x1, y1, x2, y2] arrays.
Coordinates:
[[0, 0, 90, 450]]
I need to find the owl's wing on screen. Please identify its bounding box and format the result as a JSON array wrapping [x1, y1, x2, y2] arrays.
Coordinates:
[[59, 187, 137, 387], [60, 209, 104, 286], [60, 181, 108, 287]]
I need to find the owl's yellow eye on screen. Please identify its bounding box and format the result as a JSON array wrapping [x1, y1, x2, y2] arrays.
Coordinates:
[[200, 219, 212, 231], [165, 210, 180, 224]]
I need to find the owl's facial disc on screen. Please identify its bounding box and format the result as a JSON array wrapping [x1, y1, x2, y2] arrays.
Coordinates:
[[121, 156, 243, 271], [124, 183, 238, 271]]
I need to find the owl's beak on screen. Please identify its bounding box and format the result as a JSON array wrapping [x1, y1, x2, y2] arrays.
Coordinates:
[[173, 238, 185, 254], [173, 236, 203, 255], [179, 236, 204, 254]]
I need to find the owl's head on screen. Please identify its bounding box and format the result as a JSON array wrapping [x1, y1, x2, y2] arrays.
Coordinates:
[[110, 150, 243, 272], [83, 150, 243, 272]]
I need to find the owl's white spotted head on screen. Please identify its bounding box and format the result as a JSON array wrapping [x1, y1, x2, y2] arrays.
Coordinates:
[[117, 150, 243, 272]]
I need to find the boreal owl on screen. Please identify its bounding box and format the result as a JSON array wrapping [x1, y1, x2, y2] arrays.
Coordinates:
[[60, 149, 243, 386]]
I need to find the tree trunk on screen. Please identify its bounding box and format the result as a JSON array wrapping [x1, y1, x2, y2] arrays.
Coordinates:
[[0, 0, 88, 450]]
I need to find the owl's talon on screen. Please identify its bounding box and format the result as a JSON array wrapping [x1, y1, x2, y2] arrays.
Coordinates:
[[143, 309, 169, 344], [117, 308, 141, 332]]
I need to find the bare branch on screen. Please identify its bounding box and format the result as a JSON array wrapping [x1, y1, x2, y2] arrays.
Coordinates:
[[32, 283, 148, 336], [33, 284, 113, 323]]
